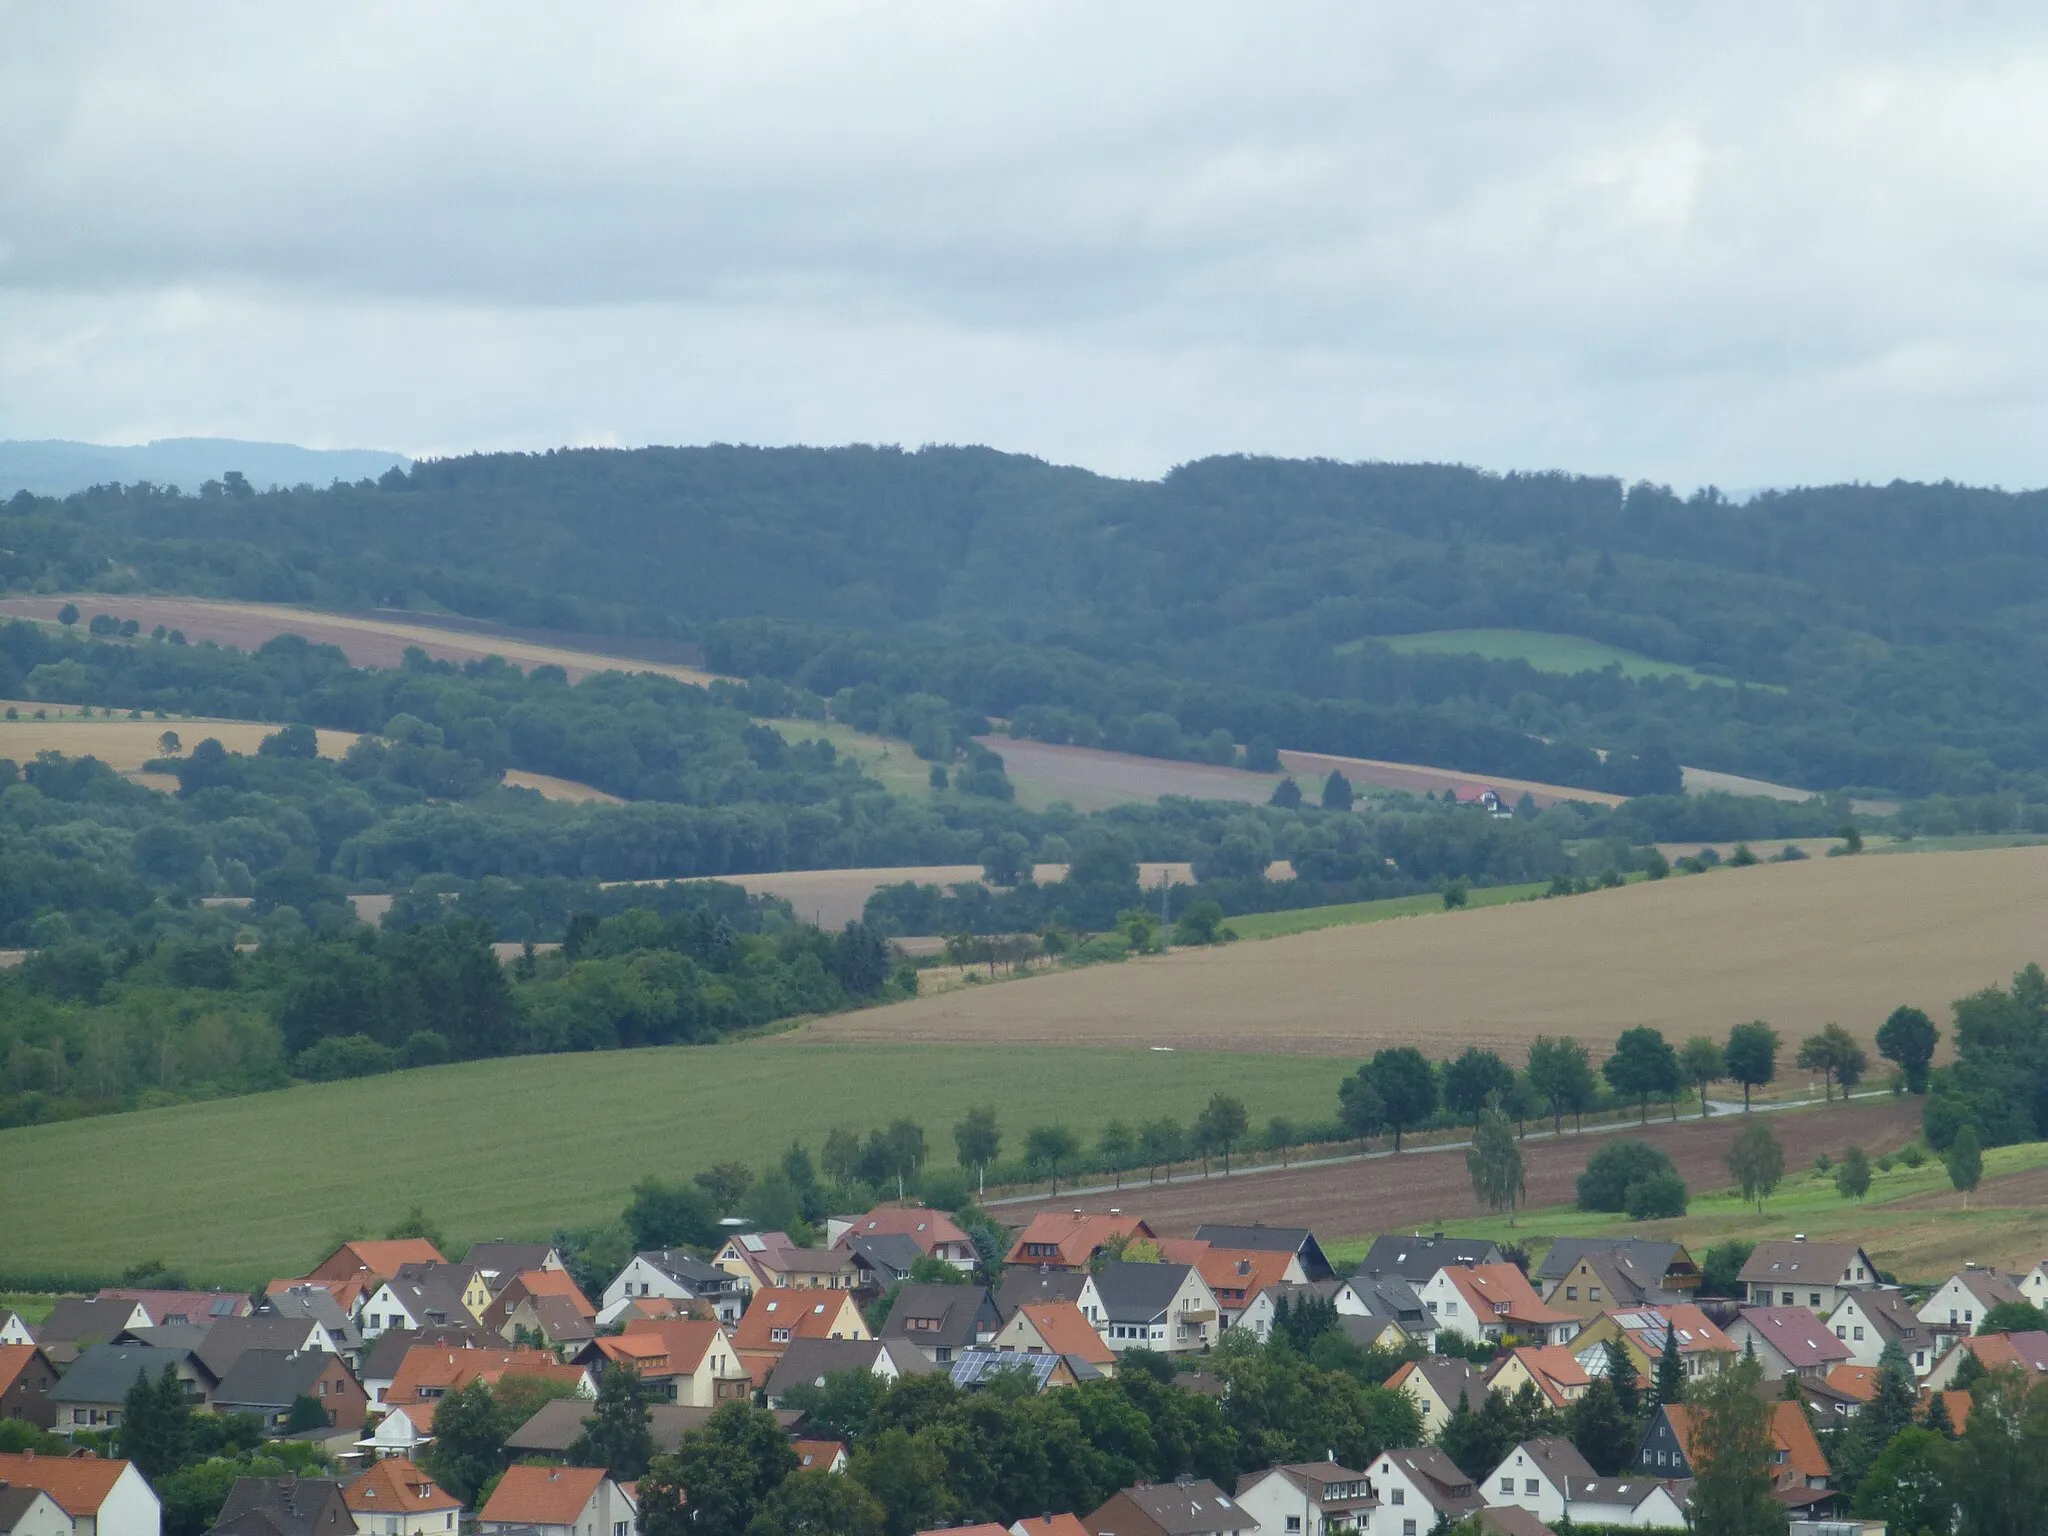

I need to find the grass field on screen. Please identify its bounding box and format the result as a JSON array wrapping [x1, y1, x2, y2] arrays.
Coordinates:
[[798, 845, 2048, 1059], [761, 719, 940, 801], [0, 1043, 1339, 1283], [1226, 882, 1549, 939], [1322, 1137, 2048, 1283], [1354, 628, 1729, 687]]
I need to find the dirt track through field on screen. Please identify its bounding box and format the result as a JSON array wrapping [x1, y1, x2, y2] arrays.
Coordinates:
[[794, 846, 2048, 1059], [1004, 1098, 1922, 1237]]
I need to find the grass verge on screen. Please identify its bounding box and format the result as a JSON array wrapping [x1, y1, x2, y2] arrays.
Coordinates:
[[1227, 882, 1551, 940]]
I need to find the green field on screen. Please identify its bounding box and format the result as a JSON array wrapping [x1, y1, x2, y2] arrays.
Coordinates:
[[1227, 882, 1550, 940], [0, 1042, 1338, 1285], [763, 719, 938, 800], [1323, 1137, 2048, 1285], [1347, 629, 1728, 687]]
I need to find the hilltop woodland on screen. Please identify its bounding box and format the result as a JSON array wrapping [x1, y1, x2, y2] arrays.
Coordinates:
[[14, 448, 2048, 801]]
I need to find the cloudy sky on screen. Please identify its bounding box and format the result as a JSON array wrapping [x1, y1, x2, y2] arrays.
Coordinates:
[[3, 2, 2045, 487]]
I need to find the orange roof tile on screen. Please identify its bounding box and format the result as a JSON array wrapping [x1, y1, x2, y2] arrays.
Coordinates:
[[1156, 1242, 1296, 1302], [1446, 1264, 1574, 1327], [1004, 1212, 1153, 1269], [791, 1439, 845, 1471], [506, 1270, 595, 1316], [1665, 1402, 1829, 1484], [731, 1289, 862, 1352], [1016, 1302, 1115, 1367], [345, 1459, 461, 1514], [385, 1345, 582, 1405], [0, 1452, 136, 1515], [313, 1240, 449, 1283], [1826, 1365, 1879, 1402], [601, 1319, 726, 1377], [478, 1465, 607, 1526], [0, 1346, 52, 1397], [1007, 1518, 1090, 1536], [1494, 1344, 1590, 1405]]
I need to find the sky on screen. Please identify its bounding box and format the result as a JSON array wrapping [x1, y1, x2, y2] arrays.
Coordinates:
[[4, 2, 2047, 489]]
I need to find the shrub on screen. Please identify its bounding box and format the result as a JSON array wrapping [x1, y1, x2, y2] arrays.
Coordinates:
[[1577, 1139, 1679, 1212], [1898, 1143, 1926, 1168], [1624, 1169, 1688, 1219], [1698, 1240, 1756, 1297], [295, 1034, 400, 1081]]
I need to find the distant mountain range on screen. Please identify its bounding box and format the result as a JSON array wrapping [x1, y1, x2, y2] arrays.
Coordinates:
[[0, 437, 409, 497]]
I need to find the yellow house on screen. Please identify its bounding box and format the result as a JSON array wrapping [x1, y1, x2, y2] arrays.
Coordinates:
[[1485, 1345, 1591, 1407], [1386, 1356, 1488, 1436], [1571, 1304, 1735, 1384]]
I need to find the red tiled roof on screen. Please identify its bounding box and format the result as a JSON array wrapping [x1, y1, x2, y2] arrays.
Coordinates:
[[836, 1208, 971, 1255], [0, 1452, 135, 1515], [385, 1346, 583, 1405], [1004, 1212, 1152, 1269], [314, 1240, 448, 1283], [1015, 1302, 1115, 1366], [345, 1459, 461, 1514], [731, 1289, 862, 1352], [600, 1319, 726, 1377], [478, 1465, 606, 1526], [1445, 1264, 1574, 1327], [791, 1439, 845, 1471]]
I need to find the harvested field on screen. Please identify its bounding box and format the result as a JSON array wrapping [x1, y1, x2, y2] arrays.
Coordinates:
[[500, 769, 624, 804], [1275, 748, 1624, 809], [1890, 1161, 2048, 1212], [1002, 1097, 1922, 1237], [0, 596, 723, 686], [793, 845, 2048, 1059], [984, 737, 1290, 813], [1681, 765, 1815, 801], [0, 709, 358, 779]]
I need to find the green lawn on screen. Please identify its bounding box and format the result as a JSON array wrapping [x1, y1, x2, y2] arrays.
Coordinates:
[[0, 1042, 1339, 1286], [1227, 882, 1550, 940], [762, 719, 937, 800], [1346, 629, 1729, 687], [1323, 1138, 2048, 1285]]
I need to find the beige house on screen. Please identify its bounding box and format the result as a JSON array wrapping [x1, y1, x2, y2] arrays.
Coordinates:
[[477, 1467, 635, 1536], [583, 1320, 750, 1407], [343, 1461, 460, 1536], [1385, 1356, 1488, 1436]]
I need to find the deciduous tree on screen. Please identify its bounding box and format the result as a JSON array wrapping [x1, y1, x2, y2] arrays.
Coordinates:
[[1604, 1027, 1681, 1122], [1365, 1046, 1437, 1151], [1681, 1035, 1726, 1117], [1465, 1102, 1525, 1223], [1726, 1122, 1785, 1213], [1527, 1036, 1596, 1132], [1723, 1021, 1779, 1110], [1876, 1005, 1939, 1093]]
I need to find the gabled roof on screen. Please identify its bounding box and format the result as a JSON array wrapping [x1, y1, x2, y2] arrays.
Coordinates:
[[0, 1452, 138, 1515], [1537, 1238, 1691, 1285], [36, 1297, 147, 1347], [845, 1233, 926, 1283], [1005, 1212, 1152, 1269], [763, 1338, 890, 1399], [1555, 1474, 1687, 1512], [1825, 1364, 1879, 1402], [344, 1460, 459, 1515], [1192, 1223, 1333, 1280], [1738, 1241, 1871, 1286], [595, 1319, 726, 1377], [1373, 1445, 1482, 1513], [385, 1346, 582, 1405], [0, 1345, 55, 1399], [496, 1270, 595, 1319], [1597, 1304, 1735, 1359], [879, 1284, 999, 1349], [505, 1399, 721, 1455], [1440, 1264, 1573, 1328], [213, 1349, 344, 1410], [315, 1240, 448, 1283], [1948, 1329, 2048, 1377], [51, 1344, 198, 1404], [1096, 1480, 1252, 1535], [193, 1316, 332, 1380], [97, 1288, 250, 1325], [1494, 1436, 1594, 1485], [213, 1477, 354, 1536], [1834, 1288, 1922, 1341], [732, 1288, 863, 1351], [1945, 1268, 2025, 1309], [1086, 1263, 1199, 1324], [1736, 1307, 1854, 1368], [0, 1489, 62, 1536], [359, 1324, 494, 1383], [375, 1268, 477, 1328], [1007, 1514, 1090, 1536], [835, 1207, 972, 1255], [1342, 1272, 1428, 1320], [1356, 1236, 1501, 1282], [1491, 1346, 1590, 1405], [633, 1250, 732, 1291], [994, 1270, 1089, 1319], [949, 1350, 1083, 1392], [1387, 1356, 1486, 1407], [478, 1465, 608, 1526], [462, 1243, 559, 1286], [1661, 1401, 1830, 1481], [511, 1294, 598, 1346], [258, 1287, 363, 1351], [1546, 1251, 1676, 1309], [1156, 1242, 1296, 1301], [792, 1439, 845, 1472], [1015, 1302, 1115, 1367]]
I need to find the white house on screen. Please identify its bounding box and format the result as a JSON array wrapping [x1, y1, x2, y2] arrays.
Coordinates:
[[0, 1313, 37, 1348], [600, 1251, 743, 1326], [1361, 1446, 1482, 1536], [356, 1405, 434, 1461], [0, 1454, 162, 1536], [1556, 1476, 1689, 1529], [1824, 1290, 1935, 1373], [0, 1487, 72, 1536], [1234, 1461, 1374, 1535], [1483, 1437, 1596, 1528], [1738, 1240, 1877, 1313], [343, 1460, 460, 1536], [1076, 1264, 1219, 1354], [477, 1467, 636, 1536], [359, 1274, 478, 1340], [1918, 1268, 2024, 1336]]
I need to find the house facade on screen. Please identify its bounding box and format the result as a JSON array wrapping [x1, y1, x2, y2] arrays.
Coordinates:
[[341, 1462, 459, 1536], [476, 1467, 635, 1536], [0, 1346, 60, 1428], [1235, 1461, 1373, 1534], [1077, 1264, 1219, 1355], [602, 1252, 743, 1326], [0, 1454, 161, 1536], [1737, 1240, 1876, 1312], [1360, 1447, 1482, 1536]]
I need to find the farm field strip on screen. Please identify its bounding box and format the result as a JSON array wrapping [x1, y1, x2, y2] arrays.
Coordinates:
[[1360, 628, 1736, 688], [792, 845, 2048, 1058], [0, 1043, 1339, 1282]]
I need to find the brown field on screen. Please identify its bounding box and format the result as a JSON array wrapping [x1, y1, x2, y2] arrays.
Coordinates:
[[985, 738, 1291, 812], [0, 709, 359, 779], [500, 768, 624, 804], [1276, 748, 1625, 808], [1002, 1097, 1922, 1236], [0, 596, 723, 686], [792, 845, 2048, 1059]]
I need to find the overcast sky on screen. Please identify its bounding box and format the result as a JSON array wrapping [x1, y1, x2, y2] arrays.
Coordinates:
[[4, 2, 2046, 488]]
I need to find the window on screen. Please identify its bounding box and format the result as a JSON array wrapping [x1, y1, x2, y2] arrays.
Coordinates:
[[1524, 1479, 1538, 1495], [1403, 1522, 1416, 1536], [1565, 1287, 1578, 1301], [1500, 1478, 1514, 1493], [1809, 1293, 1822, 1307], [1446, 1302, 1459, 1316], [1782, 1291, 1794, 1305], [1854, 1327, 1864, 1341], [1966, 1311, 1975, 1324], [1391, 1490, 1404, 1506], [1286, 1519, 1302, 1533], [1834, 1325, 1847, 1338]]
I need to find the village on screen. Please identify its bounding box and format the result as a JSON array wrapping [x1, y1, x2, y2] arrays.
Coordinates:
[[2, 1203, 2033, 1536]]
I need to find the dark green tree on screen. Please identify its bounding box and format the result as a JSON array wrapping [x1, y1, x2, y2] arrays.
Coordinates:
[[1723, 1021, 1779, 1110], [1685, 1355, 1787, 1536], [1321, 770, 1353, 811], [694, 1162, 754, 1213], [1796, 1023, 1868, 1101], [1465, 1102, 1524, 1223], [1655, 1320, 1686, 1405], [1098, 1120, 1136, 1189], [1604, 1027, 1681, 1122], [742, 1469, 884, 1536], [423, 1378, 504, 1504], [1979, 1301, 2048, 1335], [1365, 1046, 1437, 1151], [1851, 1426, 1954, 1535], [952, 1105, 1000, 1193], [1567, 1372, 1636, 1475], [1443, 1048, 1515, 1125], [644, 1401, 797, 1536], [1195, 1093, 1249, 1173], [1680, 1034, 1726, 1116], [1527, 1035, 1597, 1132], [118, 1364, 192, 1480], [570, 1363, 657, 1480], [1876, 1005, 1940, 1093], [1024, 1124, 1080, 1193], [1576, 1139, 1679, 1213], [1945, 1123, 1983, 1207], [1835, 1144, 1872, 1200], [1337, 1067, 1385, 1144]]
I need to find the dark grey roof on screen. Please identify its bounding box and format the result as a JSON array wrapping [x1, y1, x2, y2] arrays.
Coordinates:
[[1194, 1224, 1334, 1281], [0, 1487, 60, 1533], [1536, 1239, 1688, 1284], [120, 1323, 213, 1353], [1110, 1479, 1258, 1534], [1089, 1262, 1193, 1325], [1355, 1236, 1502, 1282], [37, 1297, 145, 1347], [462, 1244, 559, 1287], [381, 1265, 477, 1326], [765, 1338, 888, 1400], [1474, 1508, 1559, 1536], [1343, 1273, 1428, 1321], [1379, 1445, 1482, 1514], [210, 1478, 353, 1536], [258, 1288, 363, 1353], [845, 1234, 924, 1284], [195, 1317, 331, 1380], [995, 1270, 1088, 1319], [51, 1344, 196, 1405], [636, 1250, 732, 1291], [1404, 1356, 1488, 1409], [879, 1284, 999, 1350], [504, 1398, 792, 1454], [211, 1349, 334, 1411]]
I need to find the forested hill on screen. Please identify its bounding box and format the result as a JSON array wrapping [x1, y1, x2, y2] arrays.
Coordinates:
[[8, 446, 2048, 797]]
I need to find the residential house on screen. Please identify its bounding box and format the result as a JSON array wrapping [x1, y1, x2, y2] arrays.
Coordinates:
[[192, 1318, 341, 1383], [52, 1347, 208, 1434], [1485, 1347, 1590, 1409], [341, 1462, 459, 1536], [730, 1288, 869, 1372], [1235, 1461, 1374, 1534], [1545, 1476, 1688, 1529], [1237, 1281, 1338, 1345], [359, 1272, 482, 1341], [97, 1291, 252, 1328], [205, 1478, 354, 1536], [1640, 1402, 1829, 1515], [265, 1278, 377, 1329], [791, 1440, 847, 1475], [833, 1207, 978, 1271], [1353, 1237, 1502, 1284], [212, 1350, 368, 1433], [1919, 1267, 2025, 1337], [356, 1406, 435, 1463], [1004, 1212, 1154, 1272], [1083, 1479, 1258, 1536], [501, 1296, 596, 1354], [762, 1338, 934, 1406], [1417, 1266, 1578, 1347], [1924, 1330, 2048, 1390], [1825, 1289, 1933, 1372], [504, 1400, 757, 1460], [581, 1320, 749, 1407], [710, 1233, 801, 1296], [1077, 1264, 1219, 1355], [33, 1300, 150, 1363], [1538, 1241, 1695, 1321], [1725, 1308, 1854, 1382], [382, 1346, 591, 1417], [309, 1243, 448, 1290], [752, 1249, 861, 1293], [601, 1251, 743, 1327], [948, 1349, 1098, 1393], [481, 1272, 595, 1339], [459, 1243, 563, 1295], [992, 1301, 1118, 1378], [476, 1466, 635, 1536], [1006, 1518, 1090, 1536], [0, 1314, 35, 1348], [0, 1487, 77, 1536], [0, 1345, 60, 1427], [1480, 1437, 1597, 1527], [2019, 1259, 2048, 1312], [1192, 1224, 1335, 1282], [1362, 1447, 1484, 1535], [0, 1453, 161, 1536], [1737, 1240, 1876, 1311], [1384, 1358, 1488, 1437], [1157, 1242, 1305, 1330], [356, 1327, 492, 1409], [1569, 1305, 1735, 1385], [844, 1234, 926, 1296], [1333, 1274, 1434, 1350], [255, 1289, 365, 1363], [879, 1284, 1000, 1366], [994, 1271, 1090, 1319]]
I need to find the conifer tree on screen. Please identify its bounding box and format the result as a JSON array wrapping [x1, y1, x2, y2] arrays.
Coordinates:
[[1655, 1320, 1686, 1404]]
